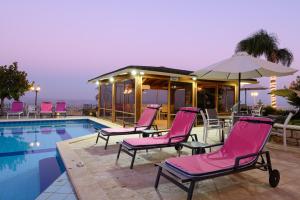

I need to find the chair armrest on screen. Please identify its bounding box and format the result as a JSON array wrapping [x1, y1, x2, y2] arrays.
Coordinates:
[[234, 152, 262, 169], [205, 143, 223, 148], [133, 125, 148, 131], [168, 134, 187, 144], [123, 122, 137, 128]]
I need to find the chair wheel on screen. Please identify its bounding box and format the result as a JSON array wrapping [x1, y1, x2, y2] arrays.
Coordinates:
[[175, 144, 183, 151], [269, 169, 280, 187]]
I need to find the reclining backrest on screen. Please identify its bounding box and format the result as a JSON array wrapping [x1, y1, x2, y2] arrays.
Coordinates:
[[167, 107, 199, 138], [136, 104, 161, 128], [221, 117, 273, 158], [41, 102, 53, 112], [56, 101, 66, 112], [11, 101, 24, 112]]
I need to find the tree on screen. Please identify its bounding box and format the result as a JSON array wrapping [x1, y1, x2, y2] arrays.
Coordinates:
[[271, 76, 300, 111], [236, 29, 293, 108], [0, 62, 32, 114]]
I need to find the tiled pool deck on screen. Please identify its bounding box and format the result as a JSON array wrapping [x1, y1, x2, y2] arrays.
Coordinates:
[[55, 118, 300, 200]]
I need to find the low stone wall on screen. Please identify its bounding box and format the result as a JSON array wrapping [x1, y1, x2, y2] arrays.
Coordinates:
[[271, 124, 300, 146]]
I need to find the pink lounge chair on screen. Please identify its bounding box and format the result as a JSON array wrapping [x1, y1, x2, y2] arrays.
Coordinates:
[[7, 101, 24, 119], [116, 107, 199, 169], [40, 102, 53, 117], [55, 101, 67, 116], [155, 117, 280, 200], [96, 104, 161, 149]]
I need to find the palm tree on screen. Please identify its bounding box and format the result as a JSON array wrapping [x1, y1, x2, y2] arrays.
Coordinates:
[[236, 29, 293, 107]]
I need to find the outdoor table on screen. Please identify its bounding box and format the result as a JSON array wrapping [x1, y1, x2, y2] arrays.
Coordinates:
[[180, 141, 223, 155], [141, 129, 168, 137]]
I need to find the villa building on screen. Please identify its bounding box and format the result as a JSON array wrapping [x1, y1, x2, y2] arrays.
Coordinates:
[[89, 66, 254, 128]]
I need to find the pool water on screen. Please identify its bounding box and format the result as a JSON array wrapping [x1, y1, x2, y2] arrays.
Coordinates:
[[0, 119, 105, 200]]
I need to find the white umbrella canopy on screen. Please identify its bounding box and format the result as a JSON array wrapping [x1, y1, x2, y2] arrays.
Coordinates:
[[192, 52, 298, 112], [193, 52, 297, 79], [241, 84, 268, 90]]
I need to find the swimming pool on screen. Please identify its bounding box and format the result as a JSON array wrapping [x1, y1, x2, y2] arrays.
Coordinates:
[[0, 119, 106, 200]]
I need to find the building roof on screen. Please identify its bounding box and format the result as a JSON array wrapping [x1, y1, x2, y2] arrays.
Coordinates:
[[88, 65, 193, 82]]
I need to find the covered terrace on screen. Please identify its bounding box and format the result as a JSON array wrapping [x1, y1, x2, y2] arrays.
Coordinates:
[[88, 66, 254, 128]]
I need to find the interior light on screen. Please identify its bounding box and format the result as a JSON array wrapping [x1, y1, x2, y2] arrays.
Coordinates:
[[96, 81, 100, 85], [109, 77, 114, 82], [192, 77, 197, 81], [140, 71, 145, 75], [131, 70, 137, 76]]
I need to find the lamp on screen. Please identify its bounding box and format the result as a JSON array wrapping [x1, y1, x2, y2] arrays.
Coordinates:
[[30, 85, 41, 110], [250, 91, 258, 105]]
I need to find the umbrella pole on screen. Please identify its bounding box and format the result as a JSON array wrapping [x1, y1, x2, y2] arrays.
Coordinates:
[[245, 89, 247, 104], [238, 73, 241, 113]]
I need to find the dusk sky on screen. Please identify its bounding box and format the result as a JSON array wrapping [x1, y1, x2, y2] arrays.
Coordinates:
[[1, 0, 299, 106]]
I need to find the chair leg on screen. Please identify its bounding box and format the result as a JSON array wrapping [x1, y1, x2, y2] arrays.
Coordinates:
[[130, 150, 137, 169], [218, 128, 222, 142], [154, 166, 162, 188], [283, 128, 287, 148], [116, 143, 122, 160], [104, 136, 110, 150], [204, 128, 208, 143], [95, 132, 101, 144], [187, 181, 195, 200]]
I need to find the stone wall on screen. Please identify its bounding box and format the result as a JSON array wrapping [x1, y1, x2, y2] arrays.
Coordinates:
[[271, 126, 300, 146]]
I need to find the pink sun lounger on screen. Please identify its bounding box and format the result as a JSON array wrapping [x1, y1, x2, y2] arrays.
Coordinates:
[[96, 104, 161, 149], [55, 101, 67, 116], [40, 102, 53, 117], [116, 107, 200, 169], [154, 117, 280, 200], [7, 101, 24, 119]]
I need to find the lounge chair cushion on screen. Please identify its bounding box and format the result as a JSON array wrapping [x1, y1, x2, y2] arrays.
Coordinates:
[[101, 127, 147, 135], [166, 117, 273, 176], [8, 101, 24, 113], [41, 102, 53, 113], [123, 135, 183, 147], [55, 101, 66, 113], [123, 107, 199, 147]]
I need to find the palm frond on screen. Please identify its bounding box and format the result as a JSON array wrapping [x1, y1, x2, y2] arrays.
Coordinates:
[[236, 29, 278, 58], [275, 48, 294, 66]]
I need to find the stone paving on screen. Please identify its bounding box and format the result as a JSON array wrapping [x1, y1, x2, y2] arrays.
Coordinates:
[[57, 124, 300, 200]]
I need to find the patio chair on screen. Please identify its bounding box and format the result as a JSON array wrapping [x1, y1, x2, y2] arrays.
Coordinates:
[[27, 105, 37, 118], [40, 102, 53, 117], [55, 101, 67, 116], [154, 117, 279, 200], [96, 104, 161, 149], [231, 103, 248, 114], [205, 108, 222, 125], [116, 107, 199, 169], [7, 101, 24, 119], [200, 110, 222, 143], [271, 112, 294, 148], [251, 105, 263, 116]]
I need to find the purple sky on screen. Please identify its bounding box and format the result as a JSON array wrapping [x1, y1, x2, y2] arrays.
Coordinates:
[[1, 0, 299, 106]]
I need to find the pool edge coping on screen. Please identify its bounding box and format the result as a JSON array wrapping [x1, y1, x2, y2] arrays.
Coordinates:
[[56, 117, 122, 200]]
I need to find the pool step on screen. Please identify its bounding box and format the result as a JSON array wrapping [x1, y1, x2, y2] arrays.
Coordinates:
[[39, 157, 63, 193]]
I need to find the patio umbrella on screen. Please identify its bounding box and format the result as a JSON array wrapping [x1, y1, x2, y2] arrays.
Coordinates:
[[241, 84, 268, 104], [192, 52, 297, 112]]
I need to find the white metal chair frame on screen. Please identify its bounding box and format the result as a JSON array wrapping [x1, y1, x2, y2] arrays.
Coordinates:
[[27, 105, 38, 118], [282, 112, 294, 147], [200, 110, 223, 143], [251, 105, 263, 116]]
